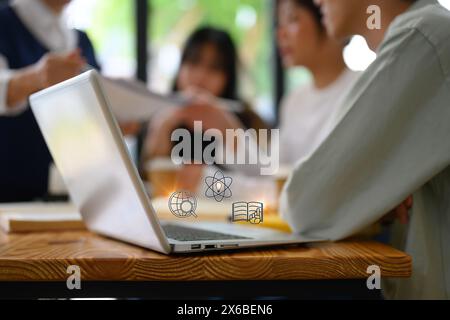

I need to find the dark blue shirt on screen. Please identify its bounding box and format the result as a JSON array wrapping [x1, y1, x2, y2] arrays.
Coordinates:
[[0, 5, 100, 202]]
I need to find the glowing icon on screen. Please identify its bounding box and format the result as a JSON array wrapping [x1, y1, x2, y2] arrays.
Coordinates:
[[168, 191, 198, 218], [205, 170, 233, 202], [231, 202, 263, 224]]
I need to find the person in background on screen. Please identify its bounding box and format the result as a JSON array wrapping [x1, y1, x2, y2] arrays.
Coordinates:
[[145, 27, 268, 191], [0, 0, 100, 202], [226, 0, 361, 205], [276, 0, 359, 166], [281, 0, 450, 299], [155, 0, 360, 204], [170, 0, 359, 166]]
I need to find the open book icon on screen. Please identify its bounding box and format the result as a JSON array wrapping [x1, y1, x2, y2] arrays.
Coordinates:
[[231, 202, 263, 224]]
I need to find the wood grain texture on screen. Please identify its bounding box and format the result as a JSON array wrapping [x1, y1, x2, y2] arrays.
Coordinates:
[[0, 230, 411, 281]]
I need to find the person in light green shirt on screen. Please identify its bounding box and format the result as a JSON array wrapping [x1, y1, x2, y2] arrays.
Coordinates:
[[280, 0, 450, 299]]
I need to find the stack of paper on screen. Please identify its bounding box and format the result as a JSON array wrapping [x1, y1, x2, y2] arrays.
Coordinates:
[[100, 76, 243, 123]]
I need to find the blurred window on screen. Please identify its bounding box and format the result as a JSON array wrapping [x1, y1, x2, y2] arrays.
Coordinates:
[[149, 0, 275, 123], [66, 0, 135, 78]]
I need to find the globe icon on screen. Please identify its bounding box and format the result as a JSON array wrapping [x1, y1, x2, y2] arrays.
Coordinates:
[[168, 191, 198, 218]]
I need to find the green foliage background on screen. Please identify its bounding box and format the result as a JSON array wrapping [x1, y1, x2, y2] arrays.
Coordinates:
[[85, 0, 274, 101]]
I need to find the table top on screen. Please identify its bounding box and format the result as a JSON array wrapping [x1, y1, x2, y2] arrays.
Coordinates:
[[0, 230, 411, 282]]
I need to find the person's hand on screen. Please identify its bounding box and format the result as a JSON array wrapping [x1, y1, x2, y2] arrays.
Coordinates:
[[145, 108, 185, 158], [175, 164, 204, 193], [178, 87, 244, 134], [145, 91, 243, 159], [6, 49, 86, 109], [176, 102, 243, 135], [381, 196, 413, 225], [35, 49, 86, 90], [120, 122, 142, 136]]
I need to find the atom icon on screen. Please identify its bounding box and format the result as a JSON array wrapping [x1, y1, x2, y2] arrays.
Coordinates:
[[205, 170, 233, 202], [168, 191, 198, 218]]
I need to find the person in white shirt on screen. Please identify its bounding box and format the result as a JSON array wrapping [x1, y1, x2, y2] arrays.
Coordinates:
[[277, 0, 360, 166], [0, 0, 88, 115], [281, 0, 450, 299], [0, 0, 99, 202]]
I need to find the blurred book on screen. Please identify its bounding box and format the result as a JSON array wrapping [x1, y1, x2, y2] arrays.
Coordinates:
[[0, 202, 85, 233]]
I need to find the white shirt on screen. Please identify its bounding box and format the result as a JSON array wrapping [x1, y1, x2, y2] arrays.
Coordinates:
[[279, 69, 360, 166], [280, 0, 450, 299], [0, 0, 77, 115]]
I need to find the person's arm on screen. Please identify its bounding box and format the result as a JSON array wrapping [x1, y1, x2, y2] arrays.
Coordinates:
[[144, 108, 186, 159], [0, 50, 85, 115], [5, 64, 42, 110], [0, 54, 29, 114], [280, 27, 450, 241]]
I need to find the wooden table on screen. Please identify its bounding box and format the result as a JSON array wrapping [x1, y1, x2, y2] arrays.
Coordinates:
[[0, 230, 411, 299]]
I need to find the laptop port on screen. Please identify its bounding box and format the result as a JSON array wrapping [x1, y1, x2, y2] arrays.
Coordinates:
[[191, 244, 201, 250], [204, 245, 216, 249], [220, 244, 239, 248]]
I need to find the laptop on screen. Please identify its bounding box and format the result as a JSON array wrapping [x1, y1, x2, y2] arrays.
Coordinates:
[[29, 70, 312, 254]]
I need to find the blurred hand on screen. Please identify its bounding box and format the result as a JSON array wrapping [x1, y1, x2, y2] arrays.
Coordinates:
[[145, 93, 243, 159], [381, 195, 413, 225], [176, 102, 243, 134], [175, 164, 204, 193], [181, 87, 216, 104], [178, 87, 243, 133], [120, 122, 142, 136], [35, 49, 85, 89], [146, 108, 185, 158]]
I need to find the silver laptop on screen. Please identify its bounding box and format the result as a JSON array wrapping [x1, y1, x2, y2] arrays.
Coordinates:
[[30, 70, 311, 254]]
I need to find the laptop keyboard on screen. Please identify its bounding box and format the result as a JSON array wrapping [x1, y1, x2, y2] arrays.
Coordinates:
[[162, 224, 251, 241]]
